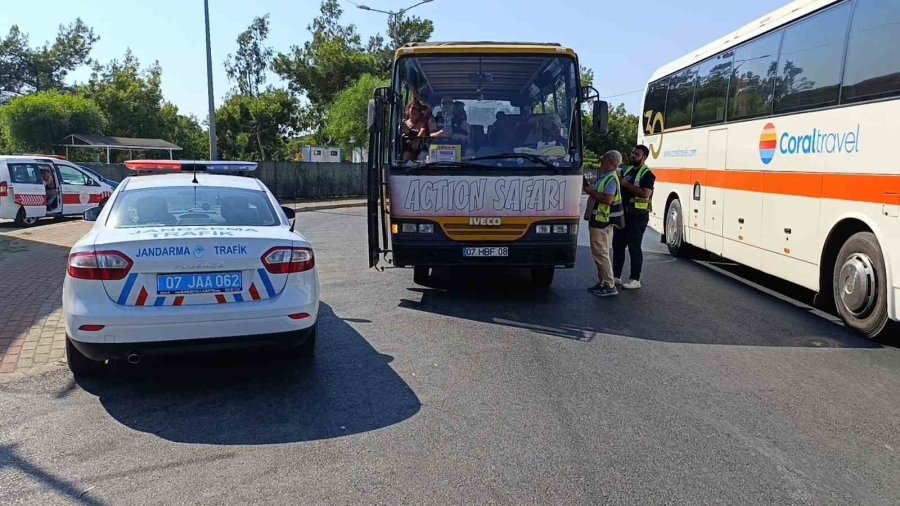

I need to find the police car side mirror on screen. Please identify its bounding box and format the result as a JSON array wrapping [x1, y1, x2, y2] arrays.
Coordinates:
[[83, 206, 101, 222], [281, 206, 296, 231], [593, 100, 609, 135]]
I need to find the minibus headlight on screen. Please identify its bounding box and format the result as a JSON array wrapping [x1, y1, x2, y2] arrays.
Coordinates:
[[418, 224, 434, 233], [536, 225, 551, 234], [552, 225, 568, 234], [401, 223, 417, 233]]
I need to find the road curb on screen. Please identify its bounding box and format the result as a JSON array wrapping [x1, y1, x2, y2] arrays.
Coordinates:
[[290, 202, 366, 213]]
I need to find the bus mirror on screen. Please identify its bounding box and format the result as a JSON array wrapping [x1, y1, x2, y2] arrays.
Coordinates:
[[593, 100, 609, 135], [367, 100, 376, 132], [83, 206, 101, 222]]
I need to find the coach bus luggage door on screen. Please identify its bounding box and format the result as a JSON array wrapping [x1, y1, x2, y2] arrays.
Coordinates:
[[367, 90, 390, 268], [704, 129, 727, 256]]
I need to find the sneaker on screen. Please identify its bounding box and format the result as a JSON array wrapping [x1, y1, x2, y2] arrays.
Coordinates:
[[593, 286, 618, 297], [587, 283, 603, 292], [614, 277, 622, 286], [621, 279, 642, 290]]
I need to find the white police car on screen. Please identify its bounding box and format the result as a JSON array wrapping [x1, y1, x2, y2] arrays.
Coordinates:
[[62, 160, 319, 375]]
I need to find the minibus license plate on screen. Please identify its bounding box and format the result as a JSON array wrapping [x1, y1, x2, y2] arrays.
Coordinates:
[[463, 247, 509, 257], [157, 272, 242, 295]]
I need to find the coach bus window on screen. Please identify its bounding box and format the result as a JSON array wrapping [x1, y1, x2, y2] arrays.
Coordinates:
[[728, 30, 782, 121], [642, 77, 669, 134], [664, 66, 698, 129], [842, 0, 900, 103], [692, 51, 733, 126], [774, 2, 851, 113]]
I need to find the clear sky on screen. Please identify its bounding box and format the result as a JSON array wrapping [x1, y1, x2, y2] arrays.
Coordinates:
[[1, 0, 787, 121]]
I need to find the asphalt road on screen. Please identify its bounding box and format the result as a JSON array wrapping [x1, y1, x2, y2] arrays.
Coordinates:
[[2, 205, 900, 505]]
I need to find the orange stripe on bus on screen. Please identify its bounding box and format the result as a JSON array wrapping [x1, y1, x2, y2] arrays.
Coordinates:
[[653, 168, 900, 205]]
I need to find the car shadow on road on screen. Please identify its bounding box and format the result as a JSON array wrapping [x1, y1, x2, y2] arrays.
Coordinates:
[[75, 303, 421, 445], [398, 246, 880, 349]]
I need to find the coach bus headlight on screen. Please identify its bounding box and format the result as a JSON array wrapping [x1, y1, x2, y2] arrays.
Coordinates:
[[552, 225, 568, 234], [536, 224, 552, 234], [418, 223, 434, 233], [401, 223, 417, 233]]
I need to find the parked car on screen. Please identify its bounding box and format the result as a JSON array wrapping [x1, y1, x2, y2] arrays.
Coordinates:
[[0, 155, 114, 227], [62, 160, 320, 376]]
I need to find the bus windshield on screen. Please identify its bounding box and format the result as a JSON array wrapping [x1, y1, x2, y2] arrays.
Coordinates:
[[393, 54, 581, 169]]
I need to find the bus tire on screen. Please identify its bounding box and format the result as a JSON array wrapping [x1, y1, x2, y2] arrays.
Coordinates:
[[832, 232, 890, 338], [531, 267, 554, 287], [66, 337, 105, 377], [413, 266, 430, 286], [14, 207, 38, 227], [664, 198, 693, 258]]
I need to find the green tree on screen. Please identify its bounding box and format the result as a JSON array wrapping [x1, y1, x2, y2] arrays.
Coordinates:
[[160, 104, 208, 159], [0, 19, 98, 100], [224, 14, 273, 97], [79, 50, 166, 138], [216, 89, 298, 161], [0, 91, 105, 152], [324, 73, 389, 149], [78, 50, 207, 160], [272, 0, 380, 131], [583, 103, 639, 162], [367, 13, 434, 70]]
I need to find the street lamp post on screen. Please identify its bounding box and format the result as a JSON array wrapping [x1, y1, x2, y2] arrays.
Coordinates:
[[203, 0, 218, 160], [357, 0, 434, 46]]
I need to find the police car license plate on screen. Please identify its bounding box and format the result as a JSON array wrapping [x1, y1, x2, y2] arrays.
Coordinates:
[[463, 247, 509, 257], [157, 272, 242, 295]]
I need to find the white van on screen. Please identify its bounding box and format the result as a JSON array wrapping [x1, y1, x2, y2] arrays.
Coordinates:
[[0, 156, 114, 227]]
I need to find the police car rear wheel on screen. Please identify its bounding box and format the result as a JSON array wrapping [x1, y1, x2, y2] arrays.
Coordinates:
[[832, 232, 889, 338], [291, 322, 317, 357], [66, 337, 105, 376], [14, 207, 37, 227]]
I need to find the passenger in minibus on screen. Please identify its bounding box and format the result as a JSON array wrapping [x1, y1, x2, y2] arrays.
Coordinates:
[[42, 169, 59, 211]]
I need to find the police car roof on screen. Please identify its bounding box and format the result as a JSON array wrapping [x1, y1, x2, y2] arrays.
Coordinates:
[[122, 172, 266, 192]]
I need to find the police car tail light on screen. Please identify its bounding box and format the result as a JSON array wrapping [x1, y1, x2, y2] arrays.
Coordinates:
[[262, 247, 315, 274], [67, 251, 133, 280], [0, 182, 7, 198]]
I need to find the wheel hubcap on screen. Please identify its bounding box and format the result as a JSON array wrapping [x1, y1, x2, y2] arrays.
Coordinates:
[[839, 253, 877, 317], [666, 206, 680, 247]]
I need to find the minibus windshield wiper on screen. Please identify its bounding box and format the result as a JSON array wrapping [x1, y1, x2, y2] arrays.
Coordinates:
[[403, 161, 484, 173], [467, 153, 561, 173]]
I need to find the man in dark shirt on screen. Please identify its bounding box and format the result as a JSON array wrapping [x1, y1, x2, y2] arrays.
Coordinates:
[[613, 145, 655, 290]]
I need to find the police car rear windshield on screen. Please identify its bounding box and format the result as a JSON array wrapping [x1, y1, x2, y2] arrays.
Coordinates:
[[107, 187, 280, 228]]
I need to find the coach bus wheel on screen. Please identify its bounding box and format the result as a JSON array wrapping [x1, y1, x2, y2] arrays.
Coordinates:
[[413, 266, 431, 286], [664, 199, 690, 257], [832, 232, 889, 338], [66, 338, 105, 376], [14, 207, 38, 227], [531, 267, 554, 287]]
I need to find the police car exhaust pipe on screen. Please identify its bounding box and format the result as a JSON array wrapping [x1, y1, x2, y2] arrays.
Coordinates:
[[126, 353, 142, 365]]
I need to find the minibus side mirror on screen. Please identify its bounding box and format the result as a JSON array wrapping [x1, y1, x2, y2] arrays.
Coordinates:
[[83, 206, 101, 222], [282, 206, 296, 231], [593, 100, 609, 135]]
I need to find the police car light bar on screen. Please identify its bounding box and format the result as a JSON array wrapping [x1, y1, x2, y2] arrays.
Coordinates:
[[123, 160, 258, 172]]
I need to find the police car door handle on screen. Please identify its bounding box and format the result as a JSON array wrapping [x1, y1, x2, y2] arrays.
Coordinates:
[[784, 228, 792, 234], [738, 218, 745, 224]]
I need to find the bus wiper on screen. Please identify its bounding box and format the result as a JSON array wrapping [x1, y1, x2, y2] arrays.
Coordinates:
[[467, 153, 561, 173], [403, 161, 479, 173]]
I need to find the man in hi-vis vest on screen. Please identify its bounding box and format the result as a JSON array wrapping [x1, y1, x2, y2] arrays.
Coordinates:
[[583, 150, 625, 297], [613, 145, 656, 290]]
